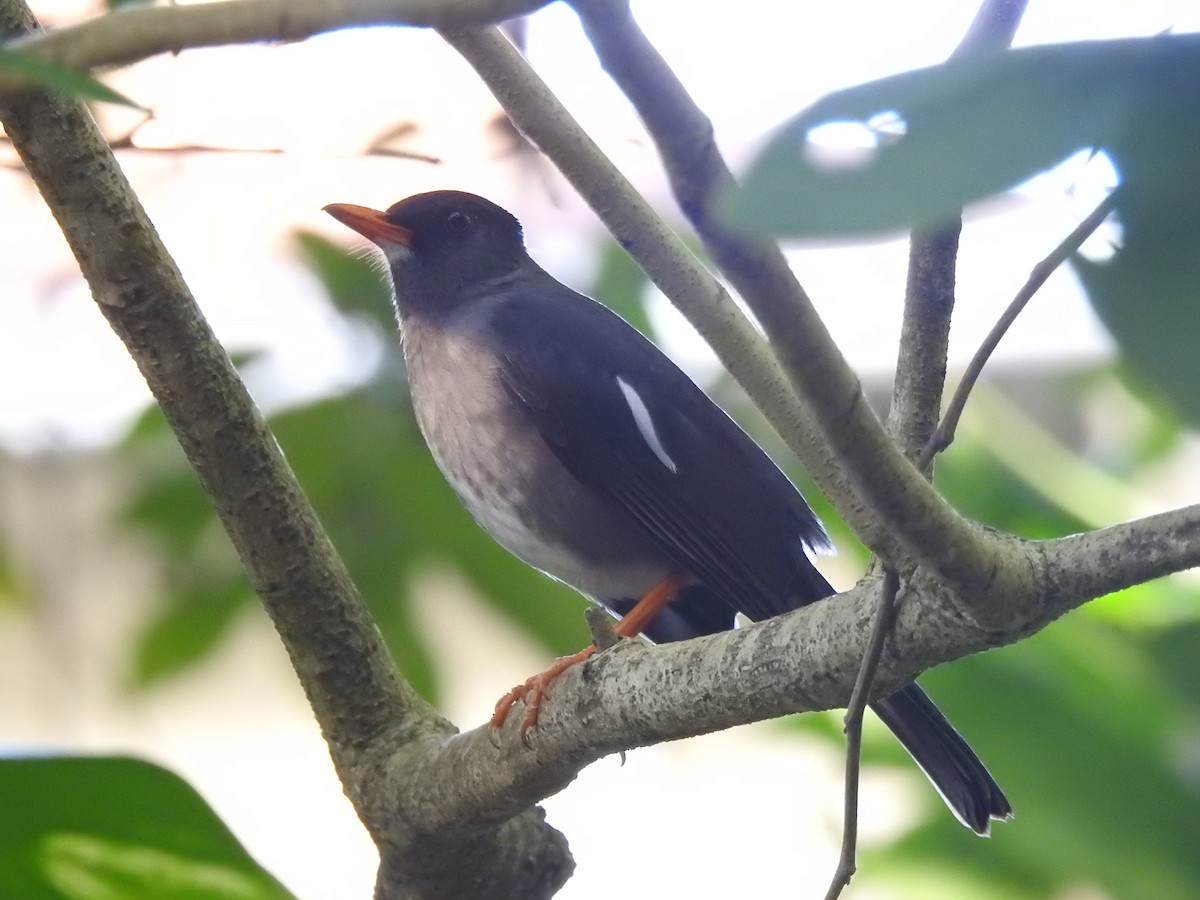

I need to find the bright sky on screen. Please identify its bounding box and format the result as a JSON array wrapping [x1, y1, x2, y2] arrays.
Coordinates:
[[3, 1, 1198, 454], [3, 3, 1199, 898]]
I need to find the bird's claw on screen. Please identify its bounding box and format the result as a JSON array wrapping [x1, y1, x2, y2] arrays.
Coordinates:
[[488, 645, 598, 746]]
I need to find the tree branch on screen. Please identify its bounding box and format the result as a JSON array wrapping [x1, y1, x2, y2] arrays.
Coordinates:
[[825, 570, 900, 900], [388, 499, 1200, 834], [0, 3, 572, 897], [1037, 504, 1200, 618], [0, 0, 552, 97], [568, 0, 1027, 612], [890, 224, 961, 468]]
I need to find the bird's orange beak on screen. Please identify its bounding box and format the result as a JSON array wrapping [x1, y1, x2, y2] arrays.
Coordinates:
[[323, 203, 414, 247]]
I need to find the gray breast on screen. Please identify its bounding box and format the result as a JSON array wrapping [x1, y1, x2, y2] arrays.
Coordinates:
[[401, 307, 669, 601]]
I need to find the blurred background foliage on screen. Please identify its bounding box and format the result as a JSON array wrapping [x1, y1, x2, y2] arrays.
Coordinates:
[[2, 14, 1200, 900]]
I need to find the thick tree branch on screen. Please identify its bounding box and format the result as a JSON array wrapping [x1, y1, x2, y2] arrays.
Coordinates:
[[568, 0, 1027, 613], [0, 0, 552, 96], [388, 501, 1200, 831], [1037, 505, 1200, 617], [1, 3, 423, 757], [0, 3, 572, 898]]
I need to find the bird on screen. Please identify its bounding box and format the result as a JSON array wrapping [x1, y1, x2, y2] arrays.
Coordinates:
[[324, 189, 1012, 835]]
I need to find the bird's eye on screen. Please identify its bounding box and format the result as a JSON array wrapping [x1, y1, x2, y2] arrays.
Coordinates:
[[447, 211, 471, 234]]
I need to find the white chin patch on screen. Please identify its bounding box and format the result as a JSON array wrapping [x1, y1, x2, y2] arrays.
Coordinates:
[[616, 376, 678, 474], [382, 242, 413, 266]]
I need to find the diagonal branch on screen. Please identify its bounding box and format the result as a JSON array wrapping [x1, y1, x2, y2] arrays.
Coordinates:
[[825, 570, 900, 900], [567, 0, 1027, 617], [0, 3, 572, 897], [393, 499, 1200, 833]]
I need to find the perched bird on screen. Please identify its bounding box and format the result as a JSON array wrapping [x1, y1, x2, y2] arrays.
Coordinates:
[[324, 190, 1012, 835]]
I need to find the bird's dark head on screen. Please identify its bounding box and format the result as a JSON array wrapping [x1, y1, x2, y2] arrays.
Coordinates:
[[324, 190, 530, 318]]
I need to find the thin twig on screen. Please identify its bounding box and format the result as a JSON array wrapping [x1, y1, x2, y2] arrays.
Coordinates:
[[917, 191, 1118, 472], [854, 7, 1026, 892], [825, 570, 901, 900]]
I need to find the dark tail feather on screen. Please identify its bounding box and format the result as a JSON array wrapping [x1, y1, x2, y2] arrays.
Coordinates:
[[871, 682, 1012, 835]]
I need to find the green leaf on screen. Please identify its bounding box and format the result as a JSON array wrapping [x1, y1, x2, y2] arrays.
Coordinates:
[[267, 393, 440, 699], [731, 32, 1200, 429], [1075, 194, 1200, 426], [0, 756, 293, 900], [294, 231, 394, 334], [869, 611, 1200, 899], [588, 239, 655, 337], [130, 578, 250, 687], [728, 34, 1200, 237], [0, 48, 145, 110], [122, 468, 214, 556]]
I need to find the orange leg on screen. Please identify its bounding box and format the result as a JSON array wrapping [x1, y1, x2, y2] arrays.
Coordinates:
[[490, 573, 690, 741]]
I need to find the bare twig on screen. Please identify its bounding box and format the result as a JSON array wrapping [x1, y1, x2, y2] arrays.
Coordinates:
[[853, 8, 1026, 889], [917, 191, 1118, 472], [825, 570, 901, 900]]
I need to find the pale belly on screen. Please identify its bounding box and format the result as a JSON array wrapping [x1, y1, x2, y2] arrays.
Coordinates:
[[404, 320, 669, 601]]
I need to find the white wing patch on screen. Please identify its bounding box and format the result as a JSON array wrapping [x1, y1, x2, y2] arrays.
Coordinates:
[[616, 376, 678, 474]]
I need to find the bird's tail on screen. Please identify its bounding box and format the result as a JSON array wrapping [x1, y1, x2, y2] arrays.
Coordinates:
[[871, 682, 1012, 835]]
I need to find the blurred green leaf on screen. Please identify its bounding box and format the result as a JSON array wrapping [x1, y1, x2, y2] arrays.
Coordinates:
[[730, 34, 1200, 426], [1077, 201, 1200, 426], [294, 231, 394, 334], [868, 608, 1200, 900], [122, 465, 213, 556], [1147, 619, 1200, 708], [588, 239, 655, 337], [0, 756, 292, 900], [0, 48, 145, 109], [935, 436, 1090, 540], [130, 577, 249, 688], [729, 34, 1200, 237]]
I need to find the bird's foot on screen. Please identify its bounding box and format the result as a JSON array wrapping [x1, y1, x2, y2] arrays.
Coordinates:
[[490, 644, 597, 746]]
